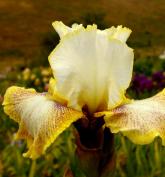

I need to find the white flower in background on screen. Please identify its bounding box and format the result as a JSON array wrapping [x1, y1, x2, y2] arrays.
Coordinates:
[[159, 50, 165, 60]]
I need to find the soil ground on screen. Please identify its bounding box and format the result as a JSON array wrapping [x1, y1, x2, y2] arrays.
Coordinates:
[[0, 0, 165, 74]]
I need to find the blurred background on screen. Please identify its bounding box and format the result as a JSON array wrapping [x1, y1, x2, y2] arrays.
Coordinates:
[[0, 0, 165, 176]]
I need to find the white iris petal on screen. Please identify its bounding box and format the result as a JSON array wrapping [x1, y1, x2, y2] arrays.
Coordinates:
[[49, 24, 133, 113]]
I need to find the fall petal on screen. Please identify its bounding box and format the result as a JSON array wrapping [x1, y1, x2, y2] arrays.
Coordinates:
[[3, 86, 83, 159], [103, 89, 165, 145]]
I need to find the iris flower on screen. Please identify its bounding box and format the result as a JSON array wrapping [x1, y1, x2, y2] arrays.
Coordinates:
[[3, 21, 165, 159]]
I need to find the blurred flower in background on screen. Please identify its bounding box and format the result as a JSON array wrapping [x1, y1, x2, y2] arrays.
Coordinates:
[[159, 50, 165, 60], [131, 74, 153, 94], [152, 71, 165, 89], [0, 94, 3, 103], [18, 67, 52, 92]]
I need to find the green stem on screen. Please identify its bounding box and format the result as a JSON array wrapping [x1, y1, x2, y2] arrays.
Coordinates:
[[29, 160, 36, 177], [136, 146, 142, 167], [121, 136, 127, 155], [154, 140, 161, 170], [135, 146, 143, 175], [117, 161, 126, 177]]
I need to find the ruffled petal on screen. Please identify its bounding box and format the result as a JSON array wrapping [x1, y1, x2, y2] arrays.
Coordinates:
[[103, 89, 165, 145], [101, 25, 132, 43], [52, 21, 84, 38], [53, 21, 131, 43], [3, 86, 83, 159], [49, 25, 133, 113]]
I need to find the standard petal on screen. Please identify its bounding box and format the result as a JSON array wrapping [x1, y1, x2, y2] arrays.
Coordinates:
[[52, 21, 84, 38], [110, 25, 132, 43], [49, 26, 133, 113], [102, 25, 132, 43], [48, 77, 67, 105], [103, 89, 165, 145], [53, 21, 131, 43], [3, 86, 83, 159]]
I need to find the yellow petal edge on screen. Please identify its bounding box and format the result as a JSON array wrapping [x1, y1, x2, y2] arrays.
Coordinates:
[[103, 89, 165, 145], [3, 86, 83, 159], [52, 21, 84, 38], [52, 21, 132, 43]]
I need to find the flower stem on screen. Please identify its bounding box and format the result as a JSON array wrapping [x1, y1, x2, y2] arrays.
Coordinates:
[[136, 146, 142, 167], [154, 140, 161, 170], [116, 161, 126, 177], [121, 136, 127, 155], [29, 160, 36, 177]]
